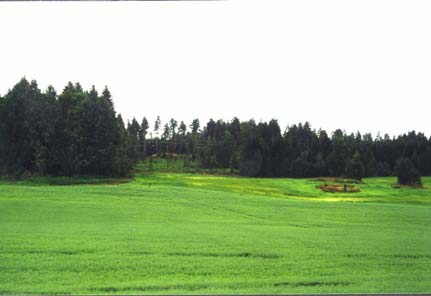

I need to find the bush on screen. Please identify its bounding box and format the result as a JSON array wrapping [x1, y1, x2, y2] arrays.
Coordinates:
[[395, 158, 422, 186], [316, 183, 360, 193], [310, 177, 362, 184]]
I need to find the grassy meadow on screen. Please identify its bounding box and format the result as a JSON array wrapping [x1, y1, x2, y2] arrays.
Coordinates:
[[1, 164, 431, 294]]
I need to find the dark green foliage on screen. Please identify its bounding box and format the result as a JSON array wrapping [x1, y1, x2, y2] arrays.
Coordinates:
[[238, 120, 261, 176], [1, 78, 430, 179], [162, 123, 170, 139], [376, 162, 392, 176], [112, 114, 132, 176], [190, 118, 200, 134], [169, 118, 178, 137], [154, 116, 161, 137], [395, 158, 422, 186], [144, 118, 430, 179], [344, 152, 365, 180], [139, 117, 149, 159], [0, 78, 134, 177], [0, 94, 7, 174], [239, 148, 263, 177], [127, 118, 141, 163], [178, 121, 187, 136], [327, 129, 348, 177], [287, 158, 318, 178]]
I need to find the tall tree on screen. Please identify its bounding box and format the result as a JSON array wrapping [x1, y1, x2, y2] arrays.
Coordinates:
[[154, 116, 161, 138], [169, 118, 178, 138], [139, 117, 149, 159], [154, 115, 161, 155], [190, 119, 200, 134], [127, 118, 141, 163], [179, 121, 187, 136], [162, 123, 170, 139]]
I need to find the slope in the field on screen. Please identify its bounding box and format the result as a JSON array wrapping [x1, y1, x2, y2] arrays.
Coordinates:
[[0, 174, 430, 294], [134, 173, 431, 204]]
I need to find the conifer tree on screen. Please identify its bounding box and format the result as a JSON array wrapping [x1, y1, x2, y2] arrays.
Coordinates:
[[140, 117, 149, 159]]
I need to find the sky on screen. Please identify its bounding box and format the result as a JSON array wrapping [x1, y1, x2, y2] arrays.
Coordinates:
[[0, 0, 430, 137]]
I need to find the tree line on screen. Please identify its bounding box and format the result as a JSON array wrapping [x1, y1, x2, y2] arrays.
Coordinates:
[[139, 117, 430, 182], [1, 78, 430, 181]]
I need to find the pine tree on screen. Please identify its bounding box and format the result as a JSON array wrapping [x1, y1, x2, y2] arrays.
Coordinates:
[[102, 86, 114, 112], [140, 117, 149, 159], [190, 119, 200, 134], [154, 116, 161, 137], [154, 116, 161, 155], [169, 118, 178, 139], [179, 121, 187, 136], [112, 114, 131, 176], [127, 118, 141, 163], [162, 123, 170, 139]]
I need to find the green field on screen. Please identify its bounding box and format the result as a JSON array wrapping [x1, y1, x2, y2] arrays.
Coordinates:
[[1, 171, 431, 294]]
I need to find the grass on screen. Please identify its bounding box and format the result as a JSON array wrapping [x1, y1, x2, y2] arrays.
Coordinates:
[[0, 168, 430, 293], [138, 156, 236, 175], [135, 170, 431, 205]]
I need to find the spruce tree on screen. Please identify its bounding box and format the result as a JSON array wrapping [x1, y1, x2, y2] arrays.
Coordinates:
[[190, 119, 200, 134], [140, 117, 149, 159], [179, 121, 187, 136]]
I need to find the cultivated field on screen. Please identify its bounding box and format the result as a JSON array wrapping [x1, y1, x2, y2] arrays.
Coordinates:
[[0, 172, 430, 294]]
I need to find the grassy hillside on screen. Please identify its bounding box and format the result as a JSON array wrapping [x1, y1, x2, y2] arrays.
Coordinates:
[[135, 172, 431, 204], [0, 172, 430, 294]]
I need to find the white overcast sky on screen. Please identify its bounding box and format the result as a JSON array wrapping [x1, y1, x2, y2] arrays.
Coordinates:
[[0, 0, 430, 137]]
